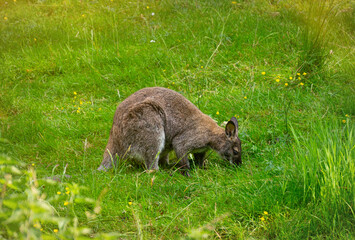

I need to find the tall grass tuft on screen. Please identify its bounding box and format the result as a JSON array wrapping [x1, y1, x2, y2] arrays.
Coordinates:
[[294, 0, 348, 73], [291, 119, 354, 228]]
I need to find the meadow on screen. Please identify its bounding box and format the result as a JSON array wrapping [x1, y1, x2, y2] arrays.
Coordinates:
[[0, 0, 354, 239]]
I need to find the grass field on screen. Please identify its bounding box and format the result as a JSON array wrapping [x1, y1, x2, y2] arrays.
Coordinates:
[[0, 0, 354, 239]]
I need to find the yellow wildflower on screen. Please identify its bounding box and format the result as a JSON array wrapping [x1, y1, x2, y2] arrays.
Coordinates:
[[232, 1, 237, 4], [34, 38, 37, 42], [146, 6, 149, 9], [99, 108, 102, 111], [264, 211, 268, 215], [244, 96, 247, 99], [298, 77, 301, 80], [57, 192, 61, 195], [216, 111, 219, 115], [65, 187, 69, 191], [32, 163, 35, 166], [289, 77, 293, 80], [53, 229, 58, 233], [201, 66, 203, 69], [297, 73, 300, 76], [4, 16, 8, 21], [128, 201, 133, 205], [285, 83, 288, 86], [276, 79, 280, 82], [260, 216, 265, 221], [342, 120, 346, 123], [303, 72, 307, 76], [76, 110, 80, 113], [345, 114, 349, 117], [73, 92, 77, 95], [82, 14, 85, 17], [300, 82, 304, 86], [66, 191, 70, 195], [40, 228, 43, 231], [261, 72, 266, 75], [80, 101, 83, 105], [64, 201, 69, 206]]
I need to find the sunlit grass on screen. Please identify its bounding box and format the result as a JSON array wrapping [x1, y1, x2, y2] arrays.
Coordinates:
[[291, 119, 355, 228]]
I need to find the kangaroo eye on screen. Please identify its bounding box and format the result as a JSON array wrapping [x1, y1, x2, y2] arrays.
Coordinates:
[[233, 149, 239, 155]]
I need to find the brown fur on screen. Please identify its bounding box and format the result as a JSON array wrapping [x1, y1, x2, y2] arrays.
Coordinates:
[[98, 87, 242, 173]]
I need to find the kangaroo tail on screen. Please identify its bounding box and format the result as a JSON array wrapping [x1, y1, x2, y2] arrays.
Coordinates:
[[98, 128, 118, 171]]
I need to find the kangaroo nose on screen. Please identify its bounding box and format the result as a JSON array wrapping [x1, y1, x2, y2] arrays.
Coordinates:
[[233, 157, 242, 166]]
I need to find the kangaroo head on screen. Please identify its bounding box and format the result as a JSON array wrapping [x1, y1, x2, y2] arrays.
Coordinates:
[[219, 117, 242, 165]]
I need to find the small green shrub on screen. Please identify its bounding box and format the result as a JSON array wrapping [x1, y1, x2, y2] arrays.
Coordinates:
[[0, 153, 117, 239]]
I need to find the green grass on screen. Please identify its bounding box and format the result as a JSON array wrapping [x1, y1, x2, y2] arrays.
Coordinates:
[[1, 0, 354, 239]]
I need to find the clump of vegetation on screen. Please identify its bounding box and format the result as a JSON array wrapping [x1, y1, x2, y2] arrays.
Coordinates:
[[291, 119, 354, 234], [294, 0, 353, 73], [0, 152, 117, 239]]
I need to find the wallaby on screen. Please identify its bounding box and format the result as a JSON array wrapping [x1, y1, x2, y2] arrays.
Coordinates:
[[98, 87, 242, 175]]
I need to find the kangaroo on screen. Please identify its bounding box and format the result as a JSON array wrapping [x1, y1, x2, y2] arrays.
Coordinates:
[[97, 87, 241, 175]]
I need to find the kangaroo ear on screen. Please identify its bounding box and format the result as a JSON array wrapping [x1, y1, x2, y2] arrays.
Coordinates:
[[225, 117, 239, 138]]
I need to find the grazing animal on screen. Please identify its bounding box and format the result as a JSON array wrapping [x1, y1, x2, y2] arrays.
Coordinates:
[[98, 87, 241, 174]]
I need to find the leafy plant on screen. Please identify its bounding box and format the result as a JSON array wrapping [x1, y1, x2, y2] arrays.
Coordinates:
[[0, 154, 117, 239]]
